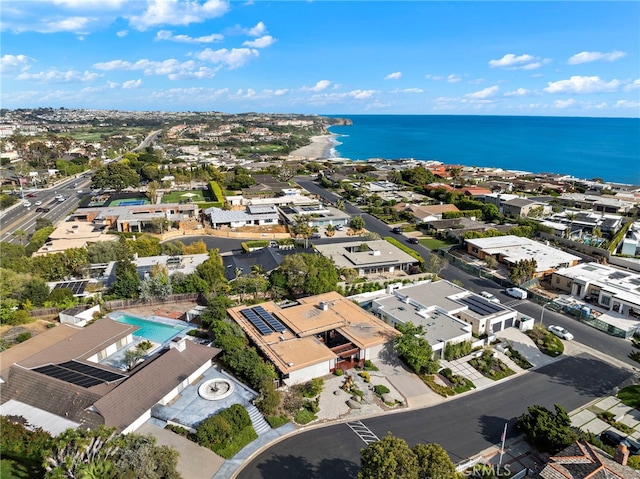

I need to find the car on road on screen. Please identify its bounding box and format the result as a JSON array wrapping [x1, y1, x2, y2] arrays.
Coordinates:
[[548, 325, 574, 340], [34, 200, 42, 206], [35, 207, 43, 212], [310, 233, 322, 239], [407, 237, 420, 244], [26, 193, 36, 198], [391, 227, 403, 234], [505, 287, 528, 299], [77, 190, 83, 194], [480, 291, 500, 303], [41, 208, 50, 213], [23, 201, 31, 207]]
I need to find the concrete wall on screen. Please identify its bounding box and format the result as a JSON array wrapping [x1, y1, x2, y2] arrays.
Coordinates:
[[285, 361, 332, 386]]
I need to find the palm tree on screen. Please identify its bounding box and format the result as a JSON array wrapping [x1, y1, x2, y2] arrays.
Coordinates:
[[447, 166, 463, 188], [12, 228, 27, 245], [565, 212, 577, 238]]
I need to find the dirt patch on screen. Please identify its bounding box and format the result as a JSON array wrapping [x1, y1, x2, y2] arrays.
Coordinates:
[[108, 300, 201, 321], [1, 319, 58, 342]]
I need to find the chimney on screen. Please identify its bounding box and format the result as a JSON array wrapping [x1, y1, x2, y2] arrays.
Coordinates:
[[319, 301, 329, 311], [615, 443, 629, 466], [169, 336, 187, 352]]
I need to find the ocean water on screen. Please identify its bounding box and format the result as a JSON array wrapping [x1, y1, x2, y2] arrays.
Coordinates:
[[327, 115, 640, 185]]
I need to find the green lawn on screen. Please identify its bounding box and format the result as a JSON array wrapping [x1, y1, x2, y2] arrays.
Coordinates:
[[161, 190, 207, 203], [419, 237, 459, 250], [618, 385, 640, 409]]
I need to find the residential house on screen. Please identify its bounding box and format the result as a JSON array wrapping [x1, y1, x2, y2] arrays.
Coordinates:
[[226, 291, 400, 386], [314, 239, 420, 276], [279, 203, 351, 228], [204, 204, 280, 229], [554, 193, 636, 214], [393, 203, 460, 223], [465, 235, 581, 277], [501, 197, 551, 218], [0, 318, 218, 435]]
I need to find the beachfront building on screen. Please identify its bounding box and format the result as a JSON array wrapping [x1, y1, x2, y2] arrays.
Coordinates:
[[0, 317, 217, 435], [314, 239, 420, 277], [465, 235, 581, 278], [368, 280, 517, 344], [226, 292, 400, 386], [551, 262, 640, 320], [554, 193, 636, 215], [204, 204, 280, 229], [620, 221, 640, 257]]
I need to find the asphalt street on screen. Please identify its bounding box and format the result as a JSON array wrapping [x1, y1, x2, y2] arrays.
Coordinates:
[[236, 354, 634, 479]]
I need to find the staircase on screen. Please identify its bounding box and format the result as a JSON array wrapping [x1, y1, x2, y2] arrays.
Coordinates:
[[246, 404, 271, 436]]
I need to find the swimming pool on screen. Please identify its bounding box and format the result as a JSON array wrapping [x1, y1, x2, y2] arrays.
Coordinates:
[[111, 199, 148, 206], [114, 314, 187, 343]]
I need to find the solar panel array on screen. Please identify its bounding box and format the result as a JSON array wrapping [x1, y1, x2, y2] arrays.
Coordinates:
[[252, 306, 287, 333], [52, 280, 89, 295], [240, 308, 273, 335], [459, 296, 505, 316], [33, 360, 126, 388]]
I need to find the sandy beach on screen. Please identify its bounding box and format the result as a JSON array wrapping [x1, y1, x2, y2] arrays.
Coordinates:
[[288, 135, 335, 159]]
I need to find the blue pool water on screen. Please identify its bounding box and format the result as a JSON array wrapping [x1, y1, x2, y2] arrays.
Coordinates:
[[114, 314, 187, 343]]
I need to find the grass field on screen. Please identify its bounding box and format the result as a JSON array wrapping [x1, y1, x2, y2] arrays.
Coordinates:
[[161, 190, 208, 203], [618, 385, 640, 409], [419, 237, 459, 250]]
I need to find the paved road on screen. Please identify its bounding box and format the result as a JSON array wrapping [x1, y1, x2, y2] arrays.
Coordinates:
[[236, 354, 634, 479]]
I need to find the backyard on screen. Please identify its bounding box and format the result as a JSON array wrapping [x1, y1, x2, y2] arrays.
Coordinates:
[[161, 190, 210, 203], [419, 236, 459, 250]]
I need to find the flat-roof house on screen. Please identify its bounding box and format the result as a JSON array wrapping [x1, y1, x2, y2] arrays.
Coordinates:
[[0, 318, 218, 435], [279, 203, 351, 227], [314, 239, 420, 276], [204, 204, 279, 228], [369, 280, 517, 340], [501, 197, 551, 218], [393, 203, 460, 223], [551, 262, 640, 321], [227, 292, 400, 386], [466, 235, 581, 277]]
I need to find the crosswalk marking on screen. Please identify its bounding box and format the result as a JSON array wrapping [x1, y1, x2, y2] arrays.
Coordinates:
[[347, 421, 380, 445]]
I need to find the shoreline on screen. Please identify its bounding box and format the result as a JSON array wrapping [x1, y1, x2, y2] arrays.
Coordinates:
[[288, 135, 336, 159]]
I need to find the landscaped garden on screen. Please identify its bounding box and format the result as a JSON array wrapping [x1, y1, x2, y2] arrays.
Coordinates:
[[161, 190, 209, 203], [617, 385, 640, 409], [468, 349, 515, 380], [525, 325, 564, 357], [419, 236, 459, 250]]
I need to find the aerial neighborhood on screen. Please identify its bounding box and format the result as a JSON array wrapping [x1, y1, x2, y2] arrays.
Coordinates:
[[1, 108, 640, 478]]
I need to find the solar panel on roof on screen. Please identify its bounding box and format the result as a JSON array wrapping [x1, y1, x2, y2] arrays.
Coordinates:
[[34, 364, 103, 388], [252, 306, 287, 333], [459, 296, 505, 316], [58, 360, 126, 383], [240, 308, 273, 335], [52, 280, 89, 295]]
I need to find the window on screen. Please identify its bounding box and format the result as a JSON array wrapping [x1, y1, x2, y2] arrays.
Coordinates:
[[600, 295, 611, 307], [555, 277, 560, 284], [472, 247, 479, 254]]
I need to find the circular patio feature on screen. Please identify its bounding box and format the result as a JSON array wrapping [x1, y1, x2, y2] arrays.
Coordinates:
[[198, 378, 234, 400]]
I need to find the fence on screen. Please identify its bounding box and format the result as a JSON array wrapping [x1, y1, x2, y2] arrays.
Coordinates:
[[103, 293, 204, 311], [28, 307, 60, 318], [440, 248, 515, 289]]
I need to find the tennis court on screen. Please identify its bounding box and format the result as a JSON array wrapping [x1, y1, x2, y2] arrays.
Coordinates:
[[109, 198, 149, 206]]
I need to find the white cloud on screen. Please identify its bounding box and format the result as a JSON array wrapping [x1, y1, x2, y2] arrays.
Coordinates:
[[122, 79, 142, 89], [127, 0, 230, 31], [446, 74, 461, 83], [274, 89, 288, 96], [544, 76, 621, 94], [38, 16, 96, 34], [349, 89, 376, 99], [116, 29, 128, 37], [302, 80, 332, 92], [391, 88, 423, 93], [466, 86, 499, 99], [0, 54, 32, 74], [242, 35, 275, 48], [50, 0, 129, 8], [567, 50, 626, 65], [246, 21, 266, 37], [155, 30, 223, 44], [195, 47, 259, 69], [168, 66, 217, 80], [504, 88, 530, 97], [489, 53, 548, 70], [624, 79, 640, 91], [615, 99, 640, 109], [94, 58, 215, 78], [385, 72, 402, 80], [553, 98, 576, 108], [425, 74, 444, 81], [16, 69, 100, 83]]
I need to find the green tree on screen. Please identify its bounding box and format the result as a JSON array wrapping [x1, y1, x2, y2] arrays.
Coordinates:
[[516, 404, 577, 453], [128, 235, 161, 258], [358, 433, 419, 479], [91, 162, 140, 192], [394, 322, 438, 374], [87, 240, 132, 263], [109, 260, 141, 299], [35, 217, 53, 231], [20, 278, 51, 307], [12, 228, 28, 246], [426, 253, 448, 276], [271, 253, 338, 297], [350, 216, 366, 232], [412, 443, 458, 479], [195, 250, 229, 293], [508, 258, 537, 285], [0, 242, 27, 271], [481, 203, 501, 222], [113, 433, 180, 479], [201, 295, 234, 329], [47, 288, 76, 307]]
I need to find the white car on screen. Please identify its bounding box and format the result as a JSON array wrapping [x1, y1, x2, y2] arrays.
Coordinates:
[[23, 201, 31, 207], [480, 291, 500, 303], [548, 325, 574, 340], [34, 200, 42, 206]]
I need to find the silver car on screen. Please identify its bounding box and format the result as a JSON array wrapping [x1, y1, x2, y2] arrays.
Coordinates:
[[548, 325, 574, 340]]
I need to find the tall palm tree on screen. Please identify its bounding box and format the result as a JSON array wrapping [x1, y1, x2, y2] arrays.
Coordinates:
[[565, 211, 577, 238], [12, 228, 27, 245]]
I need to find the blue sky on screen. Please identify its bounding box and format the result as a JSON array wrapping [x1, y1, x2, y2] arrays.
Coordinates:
[[1, 1, 639, 117]]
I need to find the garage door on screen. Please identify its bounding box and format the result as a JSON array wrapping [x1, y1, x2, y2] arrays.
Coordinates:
[[491, 321, 502, 333], [504, 317, 514, 329]]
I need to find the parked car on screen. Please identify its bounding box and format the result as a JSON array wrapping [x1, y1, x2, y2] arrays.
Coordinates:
[[505, 287, 528, 299], [392, 227, 403, 234], [548, 325, 574, 340], [269, 240, 278, 247], [600, 430, 626, 448], [407, 237, 420, 244], [480, 291, 500, 304], [310, 233, 321, 239]]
